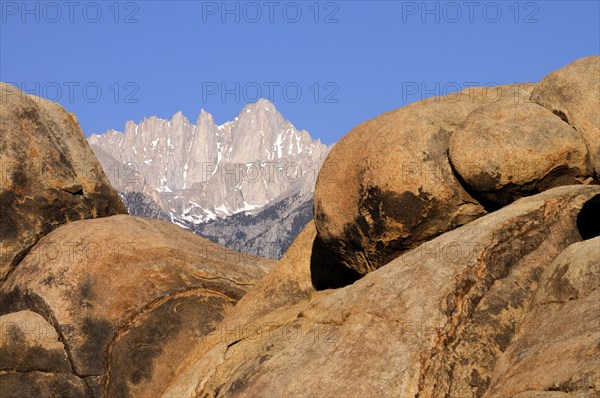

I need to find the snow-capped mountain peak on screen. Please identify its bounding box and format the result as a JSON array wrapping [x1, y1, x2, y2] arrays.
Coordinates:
[[88, 99, 329, 225]]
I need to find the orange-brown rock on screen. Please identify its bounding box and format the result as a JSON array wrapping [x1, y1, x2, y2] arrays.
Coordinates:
[[485, 237, 600, 397], [530, 56, 600, 178], [0, 215, 272, 397], [0, 83, 127, 282], [313, 84, 536, 275], [449, 101, 593, 208], [163, 185, 599, 398], [0, 310, 92, 397]]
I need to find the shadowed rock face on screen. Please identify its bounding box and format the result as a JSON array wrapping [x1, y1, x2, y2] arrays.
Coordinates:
[[0, 310, 94, 397], [0, 83, 127, 283], [0, 372, 92, 398], [0, 311, 71, 373], [0, 215, 273, 397], [164, 185, 600, 398], [106, 294, 231, 397]]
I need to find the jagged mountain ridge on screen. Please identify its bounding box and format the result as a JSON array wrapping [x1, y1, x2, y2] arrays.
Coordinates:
[[88, 99, 329, 257]]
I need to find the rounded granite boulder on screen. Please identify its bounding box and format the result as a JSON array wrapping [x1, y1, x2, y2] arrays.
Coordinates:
[[312, 86, 534, 274], [448, 101, 593, 208], [530, 56, 600, 178], [0, 215, 272, 397], [0, 83, 127, 282]]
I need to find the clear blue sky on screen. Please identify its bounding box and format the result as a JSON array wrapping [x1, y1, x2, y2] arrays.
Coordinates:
[[1, 1, 598, 145]]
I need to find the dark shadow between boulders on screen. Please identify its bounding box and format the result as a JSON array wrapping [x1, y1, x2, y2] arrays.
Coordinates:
[[310, 235, 361, 291], [577, 194, 600, 240]]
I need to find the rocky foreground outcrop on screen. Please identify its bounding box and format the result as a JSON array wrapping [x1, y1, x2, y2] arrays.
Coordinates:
[[164, 185, 600, 398], [0, 215, 272, 397], [314, 58, 599, 275], [1, 57, 598, 398], [159, 58, 599, 397], [0, 82, 272, 397], [0, 83, 126, 282]]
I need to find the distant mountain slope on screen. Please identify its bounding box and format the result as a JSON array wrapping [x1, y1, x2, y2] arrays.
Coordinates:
[[88, 99, 329, 258], [190, 192, 313, 259], [119, 191, 171, 221]]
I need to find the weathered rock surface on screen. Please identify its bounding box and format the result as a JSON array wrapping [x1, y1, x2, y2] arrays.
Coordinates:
[[530, 56, 600, 178], [315, 62, 597, 276], [0, 310, 92, 397], [314, 85, 535, 275], [0, 215, 272, 397], [0, 83, 127, 282], [0, 372, 92, 398], [208, 219, 359, 330], [485, 237, 600, 397], [449, 101, 593, 208], [0, 310, 71, 372], [163, 185, 600, 398]]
